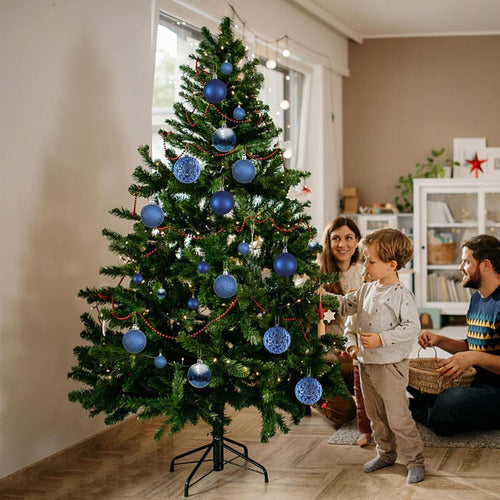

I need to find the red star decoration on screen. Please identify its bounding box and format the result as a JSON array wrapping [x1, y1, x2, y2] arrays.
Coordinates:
[[466, 153, 487, 178]]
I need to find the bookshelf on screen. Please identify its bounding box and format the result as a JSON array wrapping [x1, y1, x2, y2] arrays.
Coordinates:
[[413, 178, 500, 315]]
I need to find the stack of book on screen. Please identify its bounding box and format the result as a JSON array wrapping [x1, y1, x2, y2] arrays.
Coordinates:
[[427, 273, 473, 302]]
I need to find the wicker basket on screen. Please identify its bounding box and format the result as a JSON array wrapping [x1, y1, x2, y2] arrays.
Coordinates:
[[409, 348, 476, 395], [428, 242, 456, 265]]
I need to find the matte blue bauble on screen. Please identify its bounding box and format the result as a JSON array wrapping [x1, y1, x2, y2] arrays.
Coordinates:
[[197, 261, 210, 274], [213, 274, 237, 298], [295, 377, 323, 405], [232, 106, 246, 120], [212, 127, 236, 152], [154, 355, 167, 369], [141, 203, 165, 228], [132, 273, 144, 284], [220, 61, 233, 75], [210, 190, 234, 215], [187, 297, 199, 310], [122, 328, 147, 354], [273, 252, 297, 277], [156, 287, 167, 299], [263, 326, 291, 354], [237, 242, 250, 255], [203, 78, 227, 104], [187, 359, 212, 388], [173, 155, 201, 184], [232, 159, 256, 183]]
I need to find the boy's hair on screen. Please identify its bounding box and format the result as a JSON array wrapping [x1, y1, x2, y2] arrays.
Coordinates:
[[462, 234, 500, 273], [361, 228, 413, 270]]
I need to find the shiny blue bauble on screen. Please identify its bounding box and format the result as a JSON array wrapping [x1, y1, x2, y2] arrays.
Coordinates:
[[140, 203, 165, 228], [154, 355, 167, 369], [173, 155, 201, 184], [131, 273, 144, 284], [237, 242, 250, 255], [210, 190, 234, 215], [156, 287, 167, 299], [187, 297, 199, 310], [213, 274, 237, 298], [187, 360, 212, 388], [203, 78, 227, 104], [220, 61, 233, 75], [197, 261, 210, 274], [232, 159, 256, 183], [308, 240, 319, 250], [232, 106, 245, 120], [122, 328, 147, 354], [212, 127, 236, 152], [295, 377, 323, 405], [273, 252, 297, 277], [263, 326, 291, 354]]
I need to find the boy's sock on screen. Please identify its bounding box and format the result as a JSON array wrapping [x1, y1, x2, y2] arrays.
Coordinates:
[[363, 456, 394, 473], [407, 466, 425, 484]]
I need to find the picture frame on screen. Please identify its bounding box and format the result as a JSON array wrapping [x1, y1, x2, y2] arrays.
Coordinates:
[[485, 147, 500, 178], [453, 138, 486, 178], [417, 308, 441, 330]]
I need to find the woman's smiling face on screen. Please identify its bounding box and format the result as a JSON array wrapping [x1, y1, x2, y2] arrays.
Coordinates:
[[329, 225, 359, 268]]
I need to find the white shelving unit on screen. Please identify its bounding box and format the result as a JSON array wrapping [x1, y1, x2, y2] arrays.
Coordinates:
[[413, 178, 500, 315]]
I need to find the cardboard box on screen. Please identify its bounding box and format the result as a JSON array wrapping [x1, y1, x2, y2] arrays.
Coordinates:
[[342, 186, 359, 213]]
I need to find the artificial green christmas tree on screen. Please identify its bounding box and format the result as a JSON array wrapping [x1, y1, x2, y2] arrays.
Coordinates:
[[69, 17, 347, 494]]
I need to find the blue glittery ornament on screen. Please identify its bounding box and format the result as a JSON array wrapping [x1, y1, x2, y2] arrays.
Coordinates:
[[197, 261, 210, 274], [156, 287, 167, 299], [212, 127, 236, 152], [232, 106, 245, 120], [263, 326, 291, 354], [220, 61, 233, 75], [203, 78, 227, 103], [122, 328, 147, 354], [131, 273, 144, 284], [295, 377, 323, 405], [173, 155, 201, 184], [232, 159, 256, 183], [273, 252, 297, 277], [210, 190, 234, 215], [237, 242, 250, 255], [187, 359, 212, 388], [187, 297, 199, 310], [154, 354, 167, 369], [140, 203, 164, 228], [213, 274, 237, 298]]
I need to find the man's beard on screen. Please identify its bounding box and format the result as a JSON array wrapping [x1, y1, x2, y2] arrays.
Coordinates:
[[462, 267, 481, 289]]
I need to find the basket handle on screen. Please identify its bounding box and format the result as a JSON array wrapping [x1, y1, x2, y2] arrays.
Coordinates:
[[417, 346, 437, 360]]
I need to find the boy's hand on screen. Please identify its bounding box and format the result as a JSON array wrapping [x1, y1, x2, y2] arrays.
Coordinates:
[[347, 346, 360, 360], [359, 331, 382, 349]]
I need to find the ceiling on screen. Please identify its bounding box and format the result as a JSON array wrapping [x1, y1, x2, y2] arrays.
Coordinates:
[[290, 0, 500, 41]]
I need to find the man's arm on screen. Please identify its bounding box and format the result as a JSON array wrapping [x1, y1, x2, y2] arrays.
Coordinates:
[[438, 351, 500, 379], [419, 330, 468, 354]]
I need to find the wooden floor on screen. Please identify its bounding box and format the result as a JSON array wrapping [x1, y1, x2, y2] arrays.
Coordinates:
[[1, 406, 499, 499]]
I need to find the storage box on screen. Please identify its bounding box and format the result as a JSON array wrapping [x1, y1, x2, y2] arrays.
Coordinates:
[[342, 187, 359, 213], [428, 242, 456, 265]]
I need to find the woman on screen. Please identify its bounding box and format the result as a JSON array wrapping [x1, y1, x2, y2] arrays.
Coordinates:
[[317, 216, 371, 446]]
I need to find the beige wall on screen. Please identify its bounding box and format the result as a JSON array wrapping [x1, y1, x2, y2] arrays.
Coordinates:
[[343, 35, 500, 208]]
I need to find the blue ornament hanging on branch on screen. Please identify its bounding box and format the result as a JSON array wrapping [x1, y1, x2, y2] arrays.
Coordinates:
[[187, 359, 212, 388], [173, 155, 201, 184], [210, 189, 234, 215], [232, 159, 256, 183], [131, 272, 144, 284], [203, 78, 227, 104], [187, 296, 199, 310], [273, 251, 297, 277], [263, 326, 291, 354], [154, 354, 167, 369], [213, 273, 237, 298], [220, 60, 233, 75], [197, 261, 210, 274], [232, 105, 245, 120], [156, 287, 167, 299], [295, 376, 323, 405], [140, 203, 165, 228], [237, 241, 250, 255], [122, 326, 147, 354], [212, 127, 236, 152]]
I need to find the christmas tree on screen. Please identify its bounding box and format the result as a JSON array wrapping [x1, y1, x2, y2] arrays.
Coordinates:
[[69, 16, 347, 466]]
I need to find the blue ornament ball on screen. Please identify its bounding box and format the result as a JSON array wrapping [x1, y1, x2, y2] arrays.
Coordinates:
[[197, 261, 210, 274], [187, 297, 199, 310], [212, 127, 236, 152], [173, 155, 201, 184], [263, 326, 291, 354], [220, 61, 233, 75], [154, 355, 167, 369], [232, 106, 246, 120], [232, 159, 256, 183], [122, 328, 147, 354], [187, 360, 212, 388], [237, 242, 250, 255], [295, 377, 323, 405], [213, 274, 237, 298], [210, 190, 234, 215], [131, 273, 144, 284], [203, 78, 227, 104], [156, 287, 167, 299], [273, 252, 297, 277], [140, 203, 164, 228], [308, 240, 319, 250]]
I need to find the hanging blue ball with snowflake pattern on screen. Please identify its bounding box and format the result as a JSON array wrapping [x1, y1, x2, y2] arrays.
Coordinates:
[[122, 327, 147, 354], [273, 252, 297, 277], [197, 261, 210, 274], [187, 297, 199, 310], [220, 61, 233, 75], [232, 159, 256, 183], [233, 106, 245, 120], [156, 287, 167, 299], [173, 155, 201, 184], [263, 326, 291, 354], [295, 377, 323, 405], [203, 78, 227, 103], [187, 359, 212, 388], [237, 242, 250, 255], [213, 274, 237, 298], [140, 203, 165, 228], [210, 190, 234, 215], [212, 127, 236, 152], [154, 354, 167, 369], [131, 273, 144, 284]]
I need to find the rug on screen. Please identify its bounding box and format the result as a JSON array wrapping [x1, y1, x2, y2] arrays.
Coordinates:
[[327, 419, 500, 449]]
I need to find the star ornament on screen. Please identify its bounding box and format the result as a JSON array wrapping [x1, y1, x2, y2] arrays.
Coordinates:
[[323, 309, 337, 323], [466, 153, 487, 178]]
